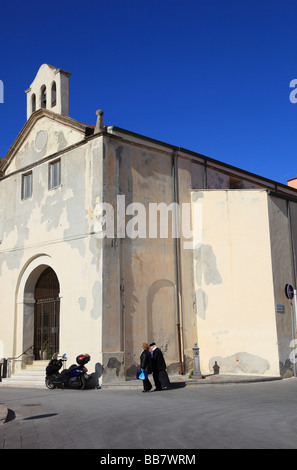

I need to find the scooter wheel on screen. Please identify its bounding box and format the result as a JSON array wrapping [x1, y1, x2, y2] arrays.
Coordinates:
[[78, 375, 86, 390], [45, 377, 56, 389]]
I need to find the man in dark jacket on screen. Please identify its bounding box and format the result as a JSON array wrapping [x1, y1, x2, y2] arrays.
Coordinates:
[[149, 342, 170, 390]]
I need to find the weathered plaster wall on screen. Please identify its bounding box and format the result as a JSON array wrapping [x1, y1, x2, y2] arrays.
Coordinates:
[[102, 137, 180, 379], [268, 196, 297, 377], [192, 189, 280, 376], [0, 136, 104, 375], [191, 160, 269, 191], [177, 157, 199, 371]]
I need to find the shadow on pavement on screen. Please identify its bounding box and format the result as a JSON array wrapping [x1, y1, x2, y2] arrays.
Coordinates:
[[168, 382, 186, 390], [5, 409, 15, 423], [23, 413, 58, 421]]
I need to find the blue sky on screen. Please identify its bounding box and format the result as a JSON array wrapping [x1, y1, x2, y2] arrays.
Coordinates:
[[0, 0, 296, 184]]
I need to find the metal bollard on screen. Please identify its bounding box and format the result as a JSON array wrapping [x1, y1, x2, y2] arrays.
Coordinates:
[[192, 343, 202, 379]]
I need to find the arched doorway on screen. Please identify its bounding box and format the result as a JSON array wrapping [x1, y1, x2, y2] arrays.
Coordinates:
[[33, 267, 60, 360], [147, 279, 180, 372]]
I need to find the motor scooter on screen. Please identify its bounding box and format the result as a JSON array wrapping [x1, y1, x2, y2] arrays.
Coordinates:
[[45, 353, 91, 390]]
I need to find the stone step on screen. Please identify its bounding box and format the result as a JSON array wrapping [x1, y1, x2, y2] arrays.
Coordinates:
[[0, 360, 47, 388], [1, 378, 45, 388], [13, 369, 45, 376], [25, 360, 48, 369], [7, 373, 44, 380]]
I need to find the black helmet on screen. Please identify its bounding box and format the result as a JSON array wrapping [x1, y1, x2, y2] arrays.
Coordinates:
[[76, 354, 90, 365]]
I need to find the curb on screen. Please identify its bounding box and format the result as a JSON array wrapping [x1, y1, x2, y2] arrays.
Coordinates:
[[185, 376, 283, 385]]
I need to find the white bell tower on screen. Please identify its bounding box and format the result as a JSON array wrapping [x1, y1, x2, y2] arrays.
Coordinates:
[[25, 64, 71, 120]]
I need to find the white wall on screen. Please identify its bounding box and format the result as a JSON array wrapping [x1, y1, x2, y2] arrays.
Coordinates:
[[192, 190, 280, 376]]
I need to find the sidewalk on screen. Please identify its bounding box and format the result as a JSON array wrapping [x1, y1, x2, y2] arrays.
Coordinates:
[[100, 372, 282, 389]]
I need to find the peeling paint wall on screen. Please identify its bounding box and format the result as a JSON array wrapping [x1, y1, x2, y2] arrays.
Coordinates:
[[0, 135, 104, 375], [5, 117, 85, 175], [101, 138, 180, 379], [191, 161, 269, 191]]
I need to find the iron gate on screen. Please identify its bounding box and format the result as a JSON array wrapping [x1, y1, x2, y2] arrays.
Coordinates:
[[34, 267, 60, 360], [34, 299, 60, 360]]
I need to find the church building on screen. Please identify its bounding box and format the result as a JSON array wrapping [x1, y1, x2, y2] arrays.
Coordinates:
[[1, 64, 297, 383]]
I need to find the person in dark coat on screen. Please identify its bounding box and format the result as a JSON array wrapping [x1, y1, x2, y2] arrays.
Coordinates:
[[140, 342, 152, 392], [149, 342, 170, 390]]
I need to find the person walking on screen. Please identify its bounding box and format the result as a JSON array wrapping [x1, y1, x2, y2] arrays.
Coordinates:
[[149, 342, 170, 390], [140, 342, 152, 392]]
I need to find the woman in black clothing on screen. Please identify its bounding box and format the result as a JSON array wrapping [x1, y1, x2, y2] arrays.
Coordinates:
[[140, 342, 152, 392], [149, 342, 170, 390]]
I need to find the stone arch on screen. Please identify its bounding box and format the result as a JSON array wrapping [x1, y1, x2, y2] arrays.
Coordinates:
[[14, 255, 62, 364], [147, 279, 179, 368]]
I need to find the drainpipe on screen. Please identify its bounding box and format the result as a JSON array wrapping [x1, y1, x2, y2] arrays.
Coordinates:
[[172, 148, 184, 375]]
